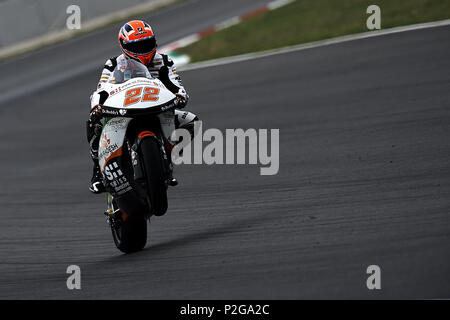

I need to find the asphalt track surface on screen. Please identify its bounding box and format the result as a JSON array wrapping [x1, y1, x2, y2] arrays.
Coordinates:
[[0, 4, 449, 299]]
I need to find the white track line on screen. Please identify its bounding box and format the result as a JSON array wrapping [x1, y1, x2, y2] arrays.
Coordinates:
[[180, 18, 450, 72], [159, 0, 294, 54]]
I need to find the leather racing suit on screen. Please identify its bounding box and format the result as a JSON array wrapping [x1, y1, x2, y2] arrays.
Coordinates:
[[87, 53, 199, 193]]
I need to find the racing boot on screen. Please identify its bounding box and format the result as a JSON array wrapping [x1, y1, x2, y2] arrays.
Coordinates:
[[168, 166, 178, 187], [169, 176, 178, 187], [166, 148, 178, 187], [89, 162, 106, 194]]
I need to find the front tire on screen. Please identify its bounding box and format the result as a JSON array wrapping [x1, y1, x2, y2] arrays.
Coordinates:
[[140, 137, 168, 216]]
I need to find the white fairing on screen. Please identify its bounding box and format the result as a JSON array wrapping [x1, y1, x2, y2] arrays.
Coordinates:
[[98, 117, 131, 172], [94, 59, 178, 173], [100, 77, 176, 111], [90, 57, 176, 111]]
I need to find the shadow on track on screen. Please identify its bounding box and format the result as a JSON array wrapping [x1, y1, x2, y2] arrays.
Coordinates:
[[97, 209, 284, 263]]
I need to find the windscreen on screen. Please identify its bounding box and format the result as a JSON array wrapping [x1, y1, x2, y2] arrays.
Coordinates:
[[107, 56, 152, 84]]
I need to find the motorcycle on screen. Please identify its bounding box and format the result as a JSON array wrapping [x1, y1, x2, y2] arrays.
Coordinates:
[[91, 57, 179, 253]]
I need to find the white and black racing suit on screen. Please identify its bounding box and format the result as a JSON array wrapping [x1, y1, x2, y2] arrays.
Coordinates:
[[87, 53, 199, 189]]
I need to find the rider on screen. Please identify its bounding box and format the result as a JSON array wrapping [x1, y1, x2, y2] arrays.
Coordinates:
[[87, 20, 198, 194]]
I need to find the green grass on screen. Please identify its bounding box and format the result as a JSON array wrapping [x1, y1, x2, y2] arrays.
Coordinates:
[[178, 0, 450, 62]]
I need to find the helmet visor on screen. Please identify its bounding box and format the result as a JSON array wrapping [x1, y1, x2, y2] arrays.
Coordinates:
[[122, 37, 156, 55]]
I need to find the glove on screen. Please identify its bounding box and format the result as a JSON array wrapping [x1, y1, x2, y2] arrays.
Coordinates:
[[174, 90, 189, 109], [89, 105, 103, 123], [86, 105, 103, 142]]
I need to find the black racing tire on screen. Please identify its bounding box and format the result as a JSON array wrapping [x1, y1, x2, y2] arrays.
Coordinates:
[[112, 214, 147, 254], [140, 137, 168, 216]]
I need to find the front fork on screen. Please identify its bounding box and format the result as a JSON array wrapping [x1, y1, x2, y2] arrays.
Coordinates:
[[129, 110, 175, 186], [128, 132, 172, 187], [159, 110, 177, 182], [158, 109, 176, 159]]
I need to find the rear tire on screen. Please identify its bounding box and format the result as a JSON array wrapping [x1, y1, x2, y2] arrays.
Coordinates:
[[112, 214, 147, 254], [140, 137, 168, 216]]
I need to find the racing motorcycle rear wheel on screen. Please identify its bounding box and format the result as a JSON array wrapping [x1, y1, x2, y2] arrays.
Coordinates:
[[108, 197, 147, 254], [113, 215, 147, 254]]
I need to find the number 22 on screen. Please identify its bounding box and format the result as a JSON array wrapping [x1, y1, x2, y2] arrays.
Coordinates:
[[124, 87, 160, 106]]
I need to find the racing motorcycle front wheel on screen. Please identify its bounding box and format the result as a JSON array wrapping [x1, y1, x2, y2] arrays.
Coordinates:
[[140, 136, 168, 216]]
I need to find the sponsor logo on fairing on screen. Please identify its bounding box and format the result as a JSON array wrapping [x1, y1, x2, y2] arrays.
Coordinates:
[[99, 143, 119, 160], [101, 133, 110, 150], [104, 162, 132, 195], [102, 109, 119, 116]]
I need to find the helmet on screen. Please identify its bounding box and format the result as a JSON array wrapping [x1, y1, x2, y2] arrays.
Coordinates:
[[118, 20, 157, 66]]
